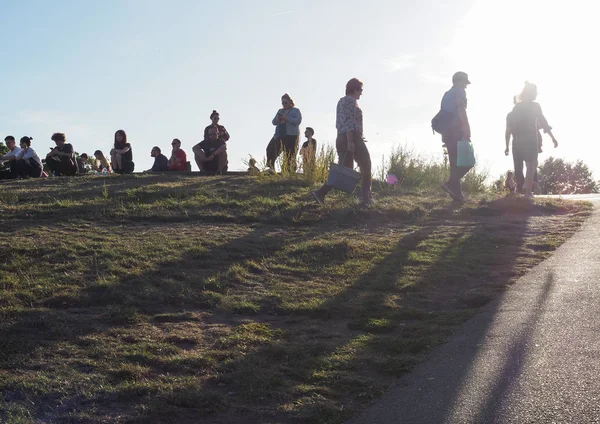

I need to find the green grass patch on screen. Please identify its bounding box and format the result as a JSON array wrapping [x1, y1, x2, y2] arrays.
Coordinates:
[[0, 174, 592, 423]]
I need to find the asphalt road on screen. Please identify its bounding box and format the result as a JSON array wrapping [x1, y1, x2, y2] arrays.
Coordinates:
[[347, 196, 600, 424]]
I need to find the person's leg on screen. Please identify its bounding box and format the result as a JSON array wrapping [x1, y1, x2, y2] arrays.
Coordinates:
[[46, 158, 59, 176], [266, 137, 282, 169], [283, 135, 299, 173], [122, 160, 135, 174], [512, 143, 525, 193], [110, 151, 119, 172], [64, 160, 78, 176], [353, 139, 372, 203], [442, 138, 461, 200], [313, 134, 351, 203], [192, 144, 206, 171], [11, 160, 25, 178], [29, 162, 43, 178], [216, 151, 228, 172], [524, 159, 538, 197]]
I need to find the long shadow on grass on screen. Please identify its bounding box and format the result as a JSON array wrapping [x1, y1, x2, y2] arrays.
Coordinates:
[[345, 199, 558, 424], [180, 197, 545, 423], [0, 196, 561, 423], [0, 221, 341, 422]]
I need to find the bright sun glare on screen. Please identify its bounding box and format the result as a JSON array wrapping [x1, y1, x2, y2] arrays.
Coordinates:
[[449, 0, 599, 166]]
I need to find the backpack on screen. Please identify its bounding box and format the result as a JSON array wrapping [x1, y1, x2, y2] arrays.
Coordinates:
[[431, 109, 454, 135]]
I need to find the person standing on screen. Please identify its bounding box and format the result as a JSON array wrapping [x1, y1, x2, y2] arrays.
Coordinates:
[[266, 93, 302, 171], [312, 78, 371, 206], [46, 133, 78, 176], [505, 82, 558, 199], [0, 135, 23, 179], [439, 71, 473, 202], [168, 138, 187, 171], [300, 127, 317, 170], [14, 136, 43, 178], [204, 110, 230, 142], [111, 129, 135, 174]]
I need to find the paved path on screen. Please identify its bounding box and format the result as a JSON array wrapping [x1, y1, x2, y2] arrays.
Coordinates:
[[348, 197, 600, 424]]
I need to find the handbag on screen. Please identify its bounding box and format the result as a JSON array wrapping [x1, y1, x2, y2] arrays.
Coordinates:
[[456, 140, 476, 168]]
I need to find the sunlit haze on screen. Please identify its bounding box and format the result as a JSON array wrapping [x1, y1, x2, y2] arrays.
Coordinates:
[[1, 0, 596, 179]]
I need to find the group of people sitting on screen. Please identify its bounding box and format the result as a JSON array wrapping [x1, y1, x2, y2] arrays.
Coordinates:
[[0, 110, 235, 179]]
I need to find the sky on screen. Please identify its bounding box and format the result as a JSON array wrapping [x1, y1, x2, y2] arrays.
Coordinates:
[[1, 0, 598, 179]]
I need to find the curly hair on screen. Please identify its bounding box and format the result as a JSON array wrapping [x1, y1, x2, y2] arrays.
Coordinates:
[[51, 133, 66, 143]]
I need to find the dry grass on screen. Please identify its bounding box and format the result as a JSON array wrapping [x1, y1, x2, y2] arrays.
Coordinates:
[[0, 173, 592, 423]]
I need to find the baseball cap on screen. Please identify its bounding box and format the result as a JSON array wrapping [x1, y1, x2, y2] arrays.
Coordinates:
[[452, 71, 471, 85]]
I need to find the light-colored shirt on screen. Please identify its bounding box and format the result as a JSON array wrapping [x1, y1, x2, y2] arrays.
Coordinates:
[[21, 147, 42, 166], [336, 95, 363, 136], [271, 107, 302, 136], [3, 146, 22, 161], [507, 101, 552, 143]]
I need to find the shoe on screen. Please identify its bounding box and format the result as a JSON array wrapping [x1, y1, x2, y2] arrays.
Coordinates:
[[441, 183, 462, 202], [524, 192, 534, 200], [312, 190, 325, 206], [532, 182, 541, 195]]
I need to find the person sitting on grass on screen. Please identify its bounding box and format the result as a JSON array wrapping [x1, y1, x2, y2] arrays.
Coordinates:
[[14, 136, 43, 178], [94, 150, 112, 173], [46, 132, 78, 176], [193, 127, 228, 174], [204, 110, 230, 142], [247, 158, 260, 175], [146, 146, 169, 172], [168, 138, 187, 171], [77, 153, 89, 175], [0, 135, 23, 179], [505, 171, 516, 193], [111, 129, 135, 174]]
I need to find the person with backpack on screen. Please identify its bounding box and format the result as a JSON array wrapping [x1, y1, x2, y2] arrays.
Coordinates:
[[432, 71, 473, 201]]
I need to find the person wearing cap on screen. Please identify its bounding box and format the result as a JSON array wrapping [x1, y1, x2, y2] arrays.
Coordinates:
[[439, 71, 473, 201], [204, 110, 230, 142]]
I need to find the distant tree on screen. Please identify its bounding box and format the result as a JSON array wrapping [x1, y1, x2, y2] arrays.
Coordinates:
[[0, 143, 9, 156], [538, 157, 599, 194]]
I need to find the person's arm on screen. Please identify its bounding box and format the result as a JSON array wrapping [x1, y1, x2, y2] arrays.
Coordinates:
[[208, 144, 227, 160], [457, 94, 470, 140], [505, 122, 512, 156], [3, 150, 18, 161], [16, 149, 26, 160], [284, 108, 302, 126], [113, 145, 131, 155], [535, 104, 558, 147], [272, 110, 283, 126], [220, 126, 230, 142]]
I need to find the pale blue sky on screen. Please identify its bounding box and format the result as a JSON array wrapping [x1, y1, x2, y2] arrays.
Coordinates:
[[1, 0, 597, 178]]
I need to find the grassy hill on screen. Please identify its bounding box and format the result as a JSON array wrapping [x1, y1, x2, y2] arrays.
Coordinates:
[[0, 174, 591, 423]]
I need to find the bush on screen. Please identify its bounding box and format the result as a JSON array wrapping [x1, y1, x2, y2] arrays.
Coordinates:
[[538, 157, 599, 194], [377, 145, 489, 194]]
